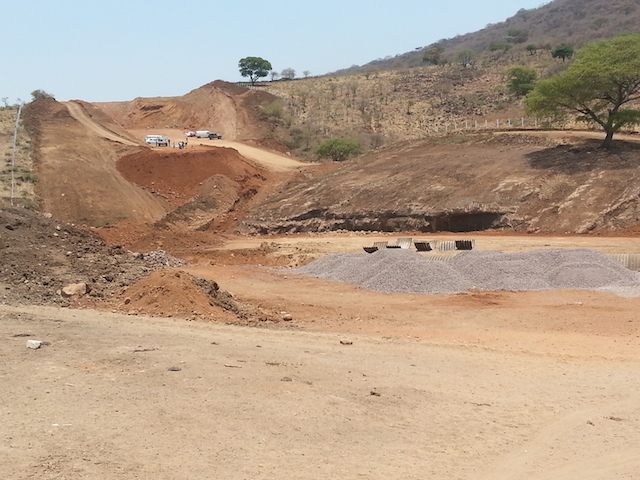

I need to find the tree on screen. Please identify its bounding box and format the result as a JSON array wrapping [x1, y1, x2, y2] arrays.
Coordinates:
[[506, 67, 537, 96], [423, 47, 445, 65], [505, 29, 528, 44], [303, 70, 311, 78], [270, 71, 279, 81], [456, 50, 475, 67], [490, 42, 512, 54], [281, 68, 296, 80], [551, 45, 574, 62], [526, 44, 538, 55], [315, 138, 361, 162], [526, 34, 640, 148], [238, 57, 272, 85]]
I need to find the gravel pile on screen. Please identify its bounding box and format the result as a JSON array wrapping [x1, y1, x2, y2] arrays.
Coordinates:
[[292, 248, 640, 297]]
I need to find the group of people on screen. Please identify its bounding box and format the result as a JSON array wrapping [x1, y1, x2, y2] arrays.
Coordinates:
[[176, 140, 188, 149]]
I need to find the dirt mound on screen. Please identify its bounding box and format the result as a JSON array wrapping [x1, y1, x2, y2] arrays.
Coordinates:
[[0, 207, 175, 306], [116, 146, 267, 208], [113, 270, 245, 322]]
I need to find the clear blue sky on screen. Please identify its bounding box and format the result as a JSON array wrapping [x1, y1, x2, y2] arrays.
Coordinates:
[[1, 0, 548, 104]]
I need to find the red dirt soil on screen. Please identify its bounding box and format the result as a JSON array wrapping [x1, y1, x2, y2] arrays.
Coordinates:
[[116, 146, 268, 209]]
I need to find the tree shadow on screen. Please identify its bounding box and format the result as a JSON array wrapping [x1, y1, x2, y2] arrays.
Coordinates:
[[525, 139, 640, 174]]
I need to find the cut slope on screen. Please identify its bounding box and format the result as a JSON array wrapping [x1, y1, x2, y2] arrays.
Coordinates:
[[239, 134, 640, 234], [23, 99, 166, 226]]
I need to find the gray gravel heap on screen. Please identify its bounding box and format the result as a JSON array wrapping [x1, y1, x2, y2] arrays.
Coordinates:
[[291, 248, 640, 296]]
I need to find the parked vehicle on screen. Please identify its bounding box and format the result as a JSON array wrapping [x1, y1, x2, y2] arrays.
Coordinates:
[[145, 135, 170, 147], [195, 130, 222, 140], [184, 131, 196, 137]]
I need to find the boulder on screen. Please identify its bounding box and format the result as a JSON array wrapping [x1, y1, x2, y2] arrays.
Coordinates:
[[61, 282, 89, 297]]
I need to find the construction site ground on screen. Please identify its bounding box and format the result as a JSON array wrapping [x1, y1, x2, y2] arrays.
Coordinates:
[[2, 97, 640, 479]]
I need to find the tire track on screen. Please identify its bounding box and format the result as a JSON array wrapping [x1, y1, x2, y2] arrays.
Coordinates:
[[64, 101, 140, 146], [480, 400, 640, 480]]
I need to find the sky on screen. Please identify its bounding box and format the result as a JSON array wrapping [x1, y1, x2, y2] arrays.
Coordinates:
[[1, 0, 549, 104]]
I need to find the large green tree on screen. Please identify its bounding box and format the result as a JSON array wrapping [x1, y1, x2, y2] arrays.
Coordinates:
[[315, 138, 361, 162], [526, 34, 640, 148], [238, 57, 272, 85]]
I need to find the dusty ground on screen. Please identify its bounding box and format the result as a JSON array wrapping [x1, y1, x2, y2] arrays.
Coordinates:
[[3, 91, 640, 479], [2, 259, 640, 479]]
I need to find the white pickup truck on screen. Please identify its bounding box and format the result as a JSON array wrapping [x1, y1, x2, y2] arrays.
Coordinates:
[[194, 131, 222, 140], [145, 135, 170, 147]]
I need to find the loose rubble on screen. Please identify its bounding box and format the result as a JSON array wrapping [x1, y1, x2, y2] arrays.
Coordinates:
[[0, 207, 186, 306]]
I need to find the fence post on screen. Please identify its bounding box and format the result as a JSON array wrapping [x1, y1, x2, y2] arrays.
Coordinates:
[[496, 119, 499, 128], [11, 102, 24, 207]]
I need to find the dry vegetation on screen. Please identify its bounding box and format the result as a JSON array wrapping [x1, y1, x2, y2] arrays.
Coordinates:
[[0, 107, 36, 208], [337, 0, 640, 74], [259, 52, 616, 159]]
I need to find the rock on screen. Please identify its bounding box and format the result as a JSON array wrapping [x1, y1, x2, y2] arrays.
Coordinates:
[[340, 339, 353, 345], [281, 312, 293, 321], [26, 340, 43, 349], [61, 282, 89, 297]]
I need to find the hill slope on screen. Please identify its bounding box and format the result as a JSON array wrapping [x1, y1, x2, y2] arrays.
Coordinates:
[[239, 133, 640, 234]]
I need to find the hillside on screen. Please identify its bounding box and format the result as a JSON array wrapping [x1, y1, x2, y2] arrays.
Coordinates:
[[3, 0, 639, 237], [335, 0, 640, 75]]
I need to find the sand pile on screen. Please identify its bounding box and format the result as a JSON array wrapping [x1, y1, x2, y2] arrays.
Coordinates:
[[292, 248, 640, 296]]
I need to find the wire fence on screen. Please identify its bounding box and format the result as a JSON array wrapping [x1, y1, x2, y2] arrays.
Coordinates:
[[421, 117, 640, 137], [430, 117, 543, 133]]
